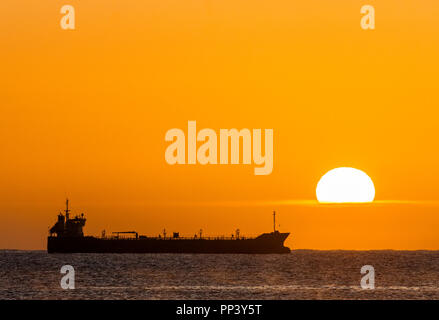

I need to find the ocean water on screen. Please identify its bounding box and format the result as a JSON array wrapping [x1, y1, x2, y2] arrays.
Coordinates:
[[1, 250, 439, 299]]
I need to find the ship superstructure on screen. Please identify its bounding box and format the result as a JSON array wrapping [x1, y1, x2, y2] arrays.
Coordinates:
[[49, 199, 86, 237]]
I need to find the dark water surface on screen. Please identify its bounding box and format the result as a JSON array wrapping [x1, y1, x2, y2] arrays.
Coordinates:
[[1, 250, 439, 299]]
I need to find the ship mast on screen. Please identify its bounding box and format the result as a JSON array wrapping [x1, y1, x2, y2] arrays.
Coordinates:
[[65, 198, 70, 221], [273, 211, 276, 232]]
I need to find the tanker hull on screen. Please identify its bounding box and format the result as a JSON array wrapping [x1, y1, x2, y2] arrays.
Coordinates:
[[47, 233, 290, 254]]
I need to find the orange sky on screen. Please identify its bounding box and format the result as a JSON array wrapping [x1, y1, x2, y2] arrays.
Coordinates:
[[0, 1, 439, 250]]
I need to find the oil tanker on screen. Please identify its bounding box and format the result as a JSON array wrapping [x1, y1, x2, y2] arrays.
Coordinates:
[[47, 200, 291, 254]]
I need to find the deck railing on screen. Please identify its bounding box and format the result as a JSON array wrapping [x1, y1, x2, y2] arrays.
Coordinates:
[[100, 235, 259, 240]]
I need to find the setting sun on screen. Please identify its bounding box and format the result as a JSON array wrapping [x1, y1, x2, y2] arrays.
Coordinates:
[[316, 168, 375, 203]]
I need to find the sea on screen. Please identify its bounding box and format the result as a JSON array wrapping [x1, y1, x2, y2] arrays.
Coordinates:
[[1, 250, 439, 299]]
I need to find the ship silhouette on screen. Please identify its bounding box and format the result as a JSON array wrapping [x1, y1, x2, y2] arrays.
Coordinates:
[[48, 200, 291, 254]]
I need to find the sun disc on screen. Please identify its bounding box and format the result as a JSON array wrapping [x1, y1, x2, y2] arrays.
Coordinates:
[[316, 167, 375, 203]]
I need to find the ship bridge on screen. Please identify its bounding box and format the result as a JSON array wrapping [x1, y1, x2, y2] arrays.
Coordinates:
[[49, 199, 86, 237]]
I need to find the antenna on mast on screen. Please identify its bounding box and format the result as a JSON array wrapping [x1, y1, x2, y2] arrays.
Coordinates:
[[273, 211, 276, 232], [65, 198, 70, 221]]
